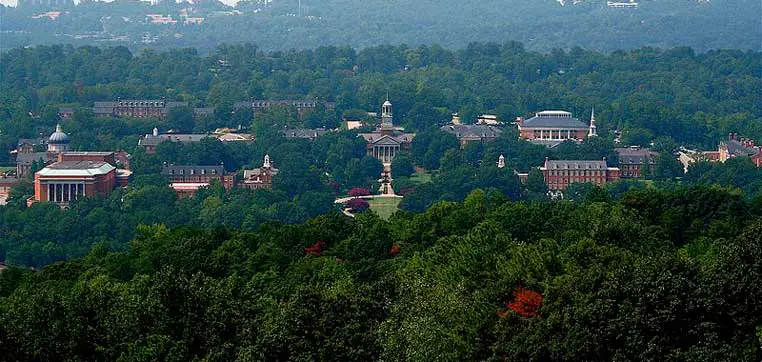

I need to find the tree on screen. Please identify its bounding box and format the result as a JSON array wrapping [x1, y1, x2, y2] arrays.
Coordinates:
[[391, 154, 415, 178], [653, 153, 684, 180]]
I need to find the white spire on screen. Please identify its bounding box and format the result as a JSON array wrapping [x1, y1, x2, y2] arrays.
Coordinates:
[[498, 154, 505, 168], [588, 107, 598, 137], [263, 154, 271, 168]]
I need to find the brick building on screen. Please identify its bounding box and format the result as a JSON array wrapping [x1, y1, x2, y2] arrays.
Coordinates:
[[539, 158, 620, 191], [440, 124, 502, 148], [32, 161, 118, 206], [234, 99, 335, 118], [616, 146, 658, 178], [358, 100, 415, 163], [89, 100, 213, 119], [161, 164, 234, 198], [516, 110, 596, 147], [241, 155, 279, 190]]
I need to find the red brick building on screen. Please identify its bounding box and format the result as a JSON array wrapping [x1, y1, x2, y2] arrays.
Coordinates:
[[616, 146, 658, 178], [32, 161, 118, 205], [161, 164, 234, 198], [241, 155, 279, 190], [539, 158, 620, 191], [516, 110, 596, 147]]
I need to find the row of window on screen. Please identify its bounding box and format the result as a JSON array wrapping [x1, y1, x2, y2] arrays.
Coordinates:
[[169, 169, 218, 176], [546, 170, 606, 176], [118, 101, 165, 107]]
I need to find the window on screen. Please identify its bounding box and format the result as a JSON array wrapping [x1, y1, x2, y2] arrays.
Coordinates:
[[201, 169, 206, 175], [211, 169, 217, 175], [180, 169, 184, 175], [190, 169, 195, 175]]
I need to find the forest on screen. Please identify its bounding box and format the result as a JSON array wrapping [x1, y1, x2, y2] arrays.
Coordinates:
[[1, 186, 762, 361], [1, 42, 761, 267], [1, 42, 760, 153], [1, 0, 760, 54]]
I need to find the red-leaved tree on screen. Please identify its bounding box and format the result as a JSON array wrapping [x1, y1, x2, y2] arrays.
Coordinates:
[[348, 187, 371, 197], [344, 198, 370, 213], [389, 244, 401, 257], [505, 287, 543, 318], [305, 240, 325, 256]]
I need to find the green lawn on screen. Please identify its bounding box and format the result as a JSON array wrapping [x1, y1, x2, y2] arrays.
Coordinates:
[[367, 198, 401, 219], [408, 170, 432, 184]]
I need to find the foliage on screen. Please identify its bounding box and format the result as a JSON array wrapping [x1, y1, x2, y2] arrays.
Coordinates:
[[1, 186, 761, 360]]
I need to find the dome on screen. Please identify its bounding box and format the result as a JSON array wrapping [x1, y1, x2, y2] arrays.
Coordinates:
[[49, 124, 70, 144], [383, 100, 392, 107]]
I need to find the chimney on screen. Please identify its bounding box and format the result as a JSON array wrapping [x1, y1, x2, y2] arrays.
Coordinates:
[[516, 117, 524, 126]]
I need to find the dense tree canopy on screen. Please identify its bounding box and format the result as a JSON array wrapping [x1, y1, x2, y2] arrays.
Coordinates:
[[1, 186, 761, 360]]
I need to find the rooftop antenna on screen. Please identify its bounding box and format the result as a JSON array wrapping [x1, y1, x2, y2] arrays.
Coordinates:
[[298, 0, 301, 16]]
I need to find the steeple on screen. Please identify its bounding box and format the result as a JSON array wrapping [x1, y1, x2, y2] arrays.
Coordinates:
[[498, 154, 505, 168], [588, 107, 598, 137], [263, 154, 271, 168]]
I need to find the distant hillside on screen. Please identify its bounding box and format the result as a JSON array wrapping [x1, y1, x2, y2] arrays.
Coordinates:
[[0, 0, 760, 53]]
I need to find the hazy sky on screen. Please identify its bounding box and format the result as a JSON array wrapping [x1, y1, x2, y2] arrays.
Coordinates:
[[1, 0, 240, 7]]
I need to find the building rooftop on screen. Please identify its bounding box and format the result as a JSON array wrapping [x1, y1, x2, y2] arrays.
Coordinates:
[[522, 111, 589, 129], [542, 159, 612, 170], [38, 161, 115, 177], [139, 133, 211, 146], [15, 152, 55, 165], [616, 147, 658, 165], [440, 124, 502, 139], [282, 128, 329, 139]]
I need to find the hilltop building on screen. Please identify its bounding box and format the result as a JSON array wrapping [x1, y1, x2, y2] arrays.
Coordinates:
[[282, 128, 330, 141], [241, 155, 279, 190], [30, 160, 131, 206], [441, 124, 502, 148], [539, 158, 620, 191], [234, 99, 335, 118], [138, 128, 211, 154], [161, 164, 234, 199], [516, 110, 597, 147], [359, 99, 415, 163], [15, 124, 70, 177], [679, 133, 761, 171], [0, 176, 19, 206], [88, 100, 213, 119], [616, 146, 658, 178]]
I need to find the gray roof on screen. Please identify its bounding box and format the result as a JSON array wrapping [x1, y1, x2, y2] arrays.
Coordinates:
[[440, 124, 502, 139], [243, 167, 279, 179], [0, 177, 19, 185], [47, 161, 109, 170], [360, 132, 416, 145], [543, 160, 609, 170], [282, 128, 329, 139], [139, 134, 211, 147], [193, 108, 215, 115], [523, 113, 589, 129], [15, 152, 56, 165], [616, 147, 658, 165], [18, 138, 48, 147], [722, 140, 756, 157], [161, 165, 224, 176]]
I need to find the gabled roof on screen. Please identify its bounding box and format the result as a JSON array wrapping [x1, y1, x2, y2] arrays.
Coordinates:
[[440, 124, 502, 139], [15, 152, 56, 165], [722, 140, 756, 157], [139, 134, 211, 147], [616, 147, 658, 165], [281, 128, 329, 139]]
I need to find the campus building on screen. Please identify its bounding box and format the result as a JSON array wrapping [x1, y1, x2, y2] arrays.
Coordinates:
[[161, 164, 234, 199], [516, 110, 597, 147], [616, 146, 658, 178], [539, 158, 621, 191], [359, 99, 415, 163], [441, 124, 503, 148], [15, 124, 70, 177], [234, 99, 335, 118], [87, 100, 213, 119], [241, 155, 279, 190], [32, 161, 119, 205]]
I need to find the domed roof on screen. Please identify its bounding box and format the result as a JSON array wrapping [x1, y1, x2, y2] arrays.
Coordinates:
[[383, 100, 392, 107], [49, 124, 70, 144]]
